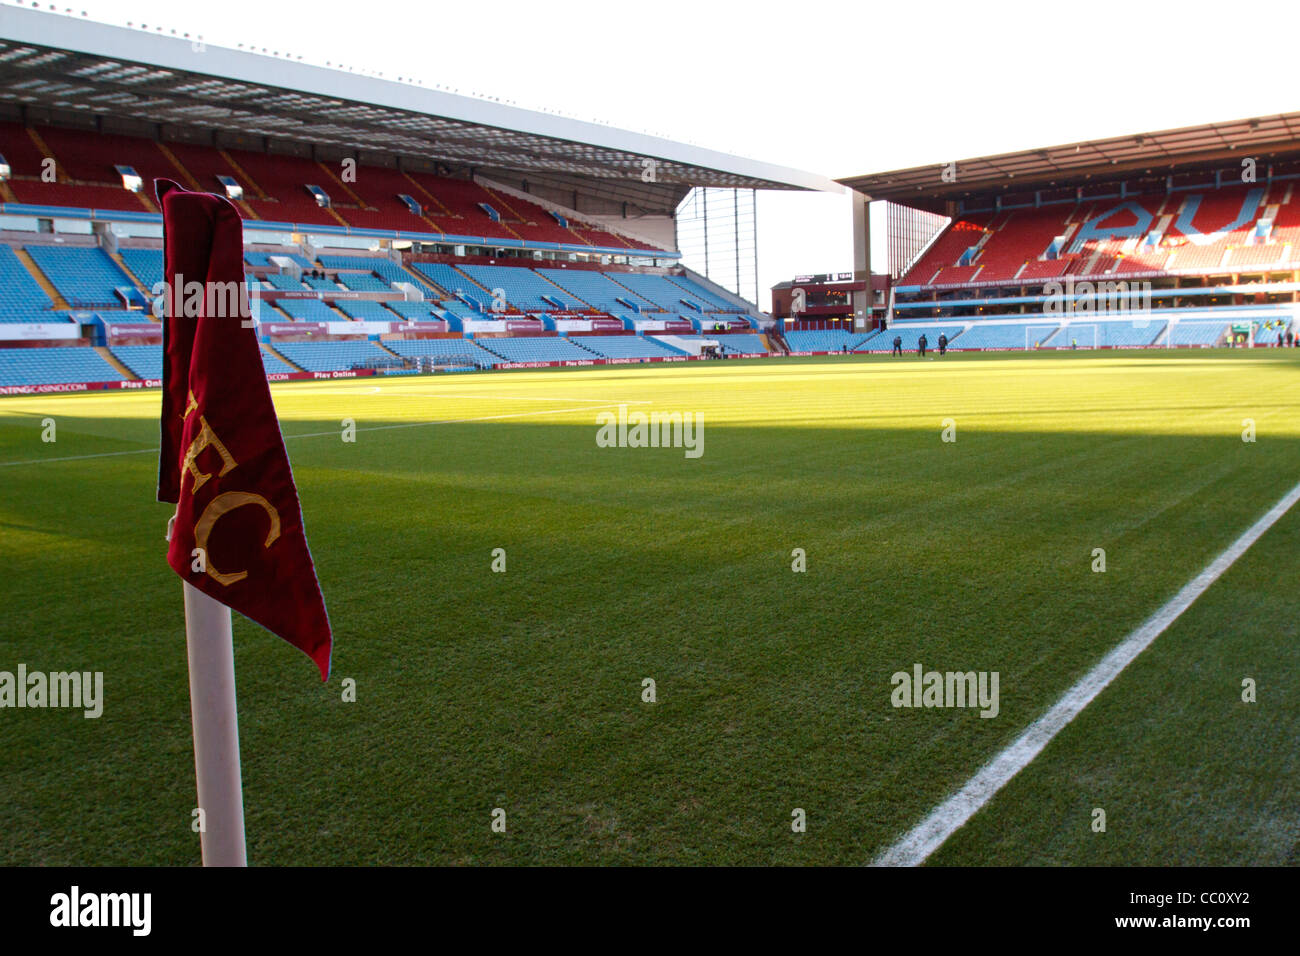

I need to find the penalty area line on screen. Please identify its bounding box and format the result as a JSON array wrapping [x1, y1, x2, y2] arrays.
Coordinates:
[[873, 476, 1300, 868]]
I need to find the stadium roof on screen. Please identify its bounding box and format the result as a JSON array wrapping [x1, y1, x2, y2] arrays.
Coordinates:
[[840, 112, 1300, 208], [0, 5, 840, 207]]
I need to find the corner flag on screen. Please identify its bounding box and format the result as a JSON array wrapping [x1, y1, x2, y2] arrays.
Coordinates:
[[155, 179, 332, 680]]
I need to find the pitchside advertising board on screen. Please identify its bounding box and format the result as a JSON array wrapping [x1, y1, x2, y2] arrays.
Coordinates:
[[0, 353, 773, 394]]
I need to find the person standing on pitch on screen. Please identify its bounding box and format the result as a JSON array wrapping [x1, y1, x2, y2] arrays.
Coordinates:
[[892, 333, 903, 357], [937, 332, 948, 356], [918, 333, 928, 357]]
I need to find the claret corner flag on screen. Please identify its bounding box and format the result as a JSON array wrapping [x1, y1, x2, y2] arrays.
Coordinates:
[[155, 179, 332, 681]]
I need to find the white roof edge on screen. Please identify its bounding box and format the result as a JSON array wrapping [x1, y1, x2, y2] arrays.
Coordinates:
[[4, 7, 843, 194]]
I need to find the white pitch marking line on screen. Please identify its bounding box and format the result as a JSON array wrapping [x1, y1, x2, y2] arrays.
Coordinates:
[[384, 392, 652, 403], [0, 446, 157, 467], [0, 403, 628, 467], [282, 402, 630, 439], [873, 477, 1300, 868]]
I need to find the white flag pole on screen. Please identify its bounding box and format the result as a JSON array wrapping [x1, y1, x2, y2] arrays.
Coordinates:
[[183, 579, 248, 867]]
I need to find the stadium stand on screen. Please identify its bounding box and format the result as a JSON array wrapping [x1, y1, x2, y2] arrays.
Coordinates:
[[386, 301, 442, 321], [245, 251, 316, 270], [410, 263, 480, 299], [860, 325, 965, 351], [265, 273, 308, 291], [383, 337, 501, 368], [571, 335, 688, 359], [109, 344, 163, 380], [535, 269, 658, 313], [943, 324, 1047, 350], [335, 300, 400, 322], [899, 183, 1294, 288], [670, 334, 768, 355], [24, 246, 136, 308], [665, 275, 743, 312], [1167, 322, 1228, 346], [474, 336, 597, 363], [605, 272, 714, 312], [784, 329, 868, 352], [1048, 320, 1167, 348], [272, 340, 392, 371], [119, 248, 163, 290], [336, 273, 394, 293], [0, 346, 123, 385], [276, 299, 341, 323], [0, 245, 55, 322], [714, 333, 767, 354], [0, 123, 649, 249], [458, 265, 586, 312]]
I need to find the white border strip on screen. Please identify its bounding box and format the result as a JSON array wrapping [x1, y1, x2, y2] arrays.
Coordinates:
[[874, 477, 1300, 867]]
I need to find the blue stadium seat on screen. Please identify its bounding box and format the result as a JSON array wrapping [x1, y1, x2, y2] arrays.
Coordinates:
[[473, 336, 596, 363], [458, 265, 585, 311], [572, 335, 688, 359], [605, 272, 713, 312], [384, 337, 500, 368], [273, 340, 390, 372], [784, 329, 869, 352], [535, 269, 658, 312], [0, 346, 123, 385], [25, 246, 137, 308], [119, 247, 163, 291]]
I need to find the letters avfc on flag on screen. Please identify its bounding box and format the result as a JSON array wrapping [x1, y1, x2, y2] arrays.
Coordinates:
[[155, 179, 332, 680]]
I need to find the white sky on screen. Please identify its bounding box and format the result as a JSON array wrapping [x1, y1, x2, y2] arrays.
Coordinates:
[[33, 0, 1300, 308]]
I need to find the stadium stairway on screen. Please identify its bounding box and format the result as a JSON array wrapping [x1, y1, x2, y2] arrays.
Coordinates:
[[263, 343, 304, 372], [218, 149, 268, 201], [535, 270, 595, 309], [372, 340, 406, 362], [105, 249, 145, 295], [13, 248, 70, 310], [153, 141, 204, 191], [400, 170, 457, 220], [95, 346, 137, 380]]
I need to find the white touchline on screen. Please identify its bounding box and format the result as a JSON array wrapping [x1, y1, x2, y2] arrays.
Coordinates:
[[873, 477, 1300, 868], [0, 403, 636, 466], [0, 446, 157, 467], [388, 392, 652, 403]]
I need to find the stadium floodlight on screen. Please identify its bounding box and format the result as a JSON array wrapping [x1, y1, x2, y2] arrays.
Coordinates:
[[304, 184, 331, 208], [115, 164, 143, 192], [216, 175, 243, 201]]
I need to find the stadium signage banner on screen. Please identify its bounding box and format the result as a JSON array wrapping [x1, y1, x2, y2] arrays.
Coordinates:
[[262, 322, 330, 337], [325, 321, 391, 335], [0, 323, 81, 341], [105, 323, 164, 343], [0, 378, 171, 395], [309, 369, 377, 379], [553, 318, 627, 332], [386, 321, 448, 333]]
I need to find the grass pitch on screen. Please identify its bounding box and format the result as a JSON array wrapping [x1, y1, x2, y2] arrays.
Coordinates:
[[1, 350, 1298, 866]]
